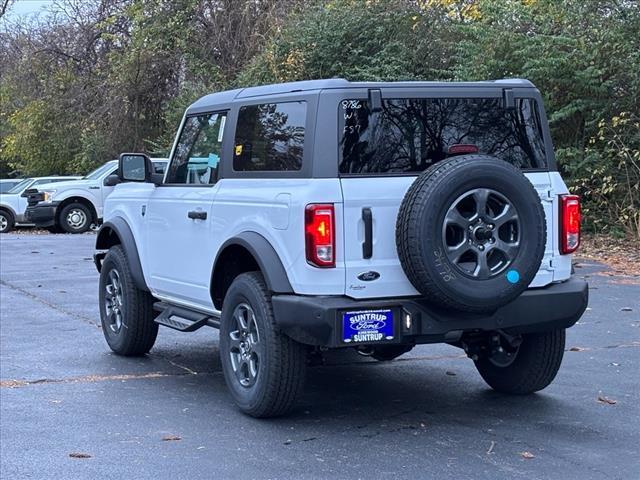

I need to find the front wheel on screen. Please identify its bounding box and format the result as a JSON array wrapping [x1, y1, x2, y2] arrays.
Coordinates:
[[0, 210, 15, 233], [99, 245, 158, 355], [219, 272, 307, 418], [474, 329, 565, 394], [59, 202, 92, 233]]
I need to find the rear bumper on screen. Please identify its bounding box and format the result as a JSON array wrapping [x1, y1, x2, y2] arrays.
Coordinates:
[[25, 202, 60, 228], [271, 277, 588, 347]]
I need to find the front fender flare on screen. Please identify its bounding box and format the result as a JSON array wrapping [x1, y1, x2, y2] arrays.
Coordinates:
[[95, 217, 148, 291]]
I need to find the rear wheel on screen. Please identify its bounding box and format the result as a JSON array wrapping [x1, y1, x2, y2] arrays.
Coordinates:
[[59, 202, 92, 233], [475, 329, 565, 394], [0, 210, 15, 233], [99, 245, 158, 355], [220, 272, 307, 418]]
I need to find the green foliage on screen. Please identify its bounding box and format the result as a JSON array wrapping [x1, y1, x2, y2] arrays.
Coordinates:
[[1, 0, 638, 237], [237, 0, 456, 85]]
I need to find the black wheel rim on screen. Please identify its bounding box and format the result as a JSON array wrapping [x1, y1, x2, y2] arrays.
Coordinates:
[[442, 188, 520, 279], [104, 269, 124, 333], [488, 345, 520, 367], [228, 303, 261, 388]]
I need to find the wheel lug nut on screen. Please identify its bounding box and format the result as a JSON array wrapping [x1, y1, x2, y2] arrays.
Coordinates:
[[478, 245, 484, 251]]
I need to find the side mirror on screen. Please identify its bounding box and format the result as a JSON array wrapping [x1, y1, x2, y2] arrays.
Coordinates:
[[118, 153, 155, 184], [104, 174, 121, 187]]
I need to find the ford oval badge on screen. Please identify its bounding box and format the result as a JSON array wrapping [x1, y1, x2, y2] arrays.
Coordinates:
[[357, 271, 380, 282]]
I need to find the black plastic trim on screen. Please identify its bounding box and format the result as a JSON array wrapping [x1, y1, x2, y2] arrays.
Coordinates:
[[212, 232, 294, 294], [271, 277, 588, 347], [362, 207, 373, 259], [95, 218, 148, 291], [25, 203, 60, 227]]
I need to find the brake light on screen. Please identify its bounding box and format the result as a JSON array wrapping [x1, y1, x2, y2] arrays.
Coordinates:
[[305, 204, 335, 267], [448, 144, 479, 155], [560, 195, 581, 254]]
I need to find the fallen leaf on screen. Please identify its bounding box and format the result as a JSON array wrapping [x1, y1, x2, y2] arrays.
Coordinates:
[[487, 441, 495, 455], [520, 451, 535, 459], [569, 346, 587, 352], [284, 439, 292, 445], [620, 307, 633, 312], [69, 452, 92, 459], [597, 395, 617, 405], [162, 435, 182, 441]]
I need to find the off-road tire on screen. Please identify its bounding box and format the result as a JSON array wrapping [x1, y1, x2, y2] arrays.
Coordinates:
[[99, 245, 158, 355], [220, 272, 307, 418], [396, 155, 546, 313], [59, 202, 92, 234], [475, 329, 565, 394], [0, 210, 15, 233]]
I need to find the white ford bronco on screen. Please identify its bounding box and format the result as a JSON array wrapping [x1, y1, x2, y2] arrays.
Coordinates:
[[93, 79, 588, 418]]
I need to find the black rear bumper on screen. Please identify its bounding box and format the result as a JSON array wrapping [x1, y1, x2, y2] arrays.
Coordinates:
[[25, 202, 59, 228], [271, 277, 588, 347]]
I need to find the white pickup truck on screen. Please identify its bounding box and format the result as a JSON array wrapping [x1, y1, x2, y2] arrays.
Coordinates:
[[0, 176, 80, 233], [24, 159, 166, 233]]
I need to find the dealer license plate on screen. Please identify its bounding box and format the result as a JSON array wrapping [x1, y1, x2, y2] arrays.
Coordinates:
[[342, 309, 394, 343]]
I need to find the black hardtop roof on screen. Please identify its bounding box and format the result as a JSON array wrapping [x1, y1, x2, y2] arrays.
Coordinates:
[[187, 78, 536, 113]]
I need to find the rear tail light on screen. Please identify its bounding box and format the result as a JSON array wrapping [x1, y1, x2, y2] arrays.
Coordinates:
[[305, 204, 335, 267], [448, 144, 479, 155], [560, 195, 581, 254]]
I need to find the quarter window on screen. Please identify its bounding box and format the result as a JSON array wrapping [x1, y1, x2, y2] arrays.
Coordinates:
[[166, 112, 227, 184], [339, 97, 547, 174], [233, 101, 306, 172]]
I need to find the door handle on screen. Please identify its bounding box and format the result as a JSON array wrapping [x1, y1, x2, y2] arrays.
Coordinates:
[[89, 186, 100, 190], [188, 210, 207, 220], [362, 207, 373, 259]]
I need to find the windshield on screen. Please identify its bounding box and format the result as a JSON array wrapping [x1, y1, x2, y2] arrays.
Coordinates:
[[339, 97, 547, 174], [6, 178, 34, 194], [84, 162, 116, 180]]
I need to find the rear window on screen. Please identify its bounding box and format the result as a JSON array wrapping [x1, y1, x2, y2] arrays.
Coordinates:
[[339, 97, 547, 174], [233, 101, 306, 172]]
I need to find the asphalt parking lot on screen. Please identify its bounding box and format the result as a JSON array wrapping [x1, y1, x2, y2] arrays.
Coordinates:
[[1, 232, 638, 480]]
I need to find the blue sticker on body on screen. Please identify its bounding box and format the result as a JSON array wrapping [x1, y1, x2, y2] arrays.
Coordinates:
[[506, 270, 520, 284], [342, 309, 394, 343]]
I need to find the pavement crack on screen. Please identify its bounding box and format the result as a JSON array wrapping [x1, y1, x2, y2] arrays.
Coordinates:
[[0, 372, 196, 389], [0, 279, 100, 328]]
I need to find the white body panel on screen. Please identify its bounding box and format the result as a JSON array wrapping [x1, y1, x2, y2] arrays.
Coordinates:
[[104, 178, 345, 313], [339, 171, 571, 299], [104, 168, 573, 310]]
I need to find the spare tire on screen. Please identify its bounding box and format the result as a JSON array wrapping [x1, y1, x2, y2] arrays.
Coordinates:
[[396, 155, 546, 313]]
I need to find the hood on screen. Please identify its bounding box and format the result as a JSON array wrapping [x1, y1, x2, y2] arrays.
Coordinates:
[[33, 178, 90, 191]]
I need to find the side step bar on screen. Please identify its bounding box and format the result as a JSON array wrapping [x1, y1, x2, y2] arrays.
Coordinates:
[[154, 302, 220, 332]]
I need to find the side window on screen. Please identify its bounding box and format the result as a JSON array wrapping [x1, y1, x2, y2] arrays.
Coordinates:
[[154, 162, 167, 174], [166, 112, 227, 185], [233, 101, 306, 172]]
